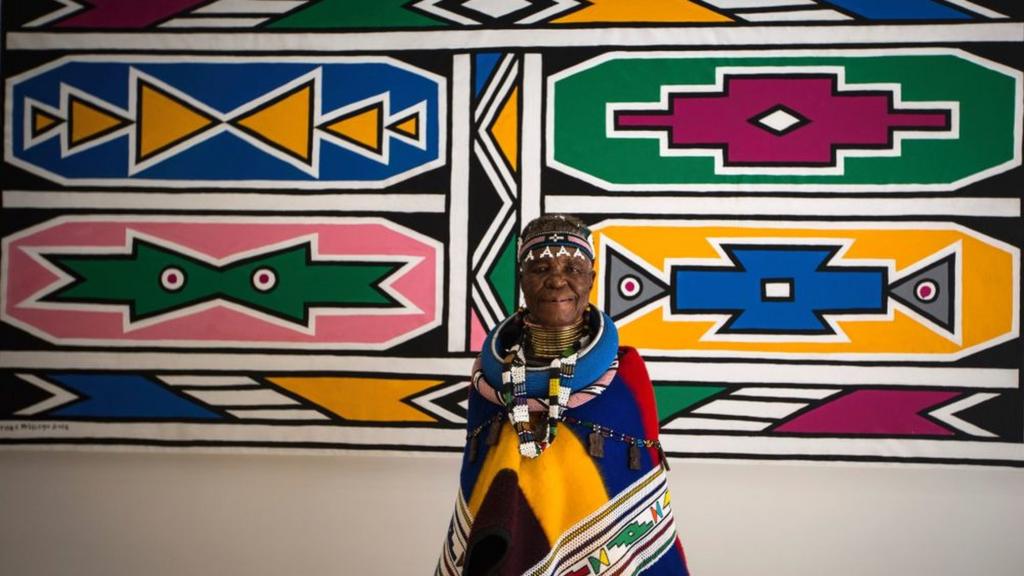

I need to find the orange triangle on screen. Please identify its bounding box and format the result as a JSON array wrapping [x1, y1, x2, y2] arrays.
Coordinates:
[[68, 95, 130, 148], [268, 377, 442, 422], [387, 112, 420, 140], [554, 0, 731, 23], [321, 102, 383, 154], [232, 82, 314, 162], [137, 80, 219, 161], [31, 108, 63, 137], [489, 85, 518, 172]]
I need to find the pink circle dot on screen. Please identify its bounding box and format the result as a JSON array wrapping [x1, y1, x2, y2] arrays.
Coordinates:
[[167, 273, 178, 282], [919, 286, 932, 298], [259, 273, 269, 283]]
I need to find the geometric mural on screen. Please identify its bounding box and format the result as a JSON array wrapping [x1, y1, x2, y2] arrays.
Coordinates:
[[594, 220, 1018, 360], [2, 216, 442, 349], [2, 0, 1022, 467], [550, 49, 1021, 192], [6, 57, 444, 188], [7, 0, 1010, 30]]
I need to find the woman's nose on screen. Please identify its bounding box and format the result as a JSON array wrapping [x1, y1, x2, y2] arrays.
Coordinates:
[[544, 271, 567, 287]]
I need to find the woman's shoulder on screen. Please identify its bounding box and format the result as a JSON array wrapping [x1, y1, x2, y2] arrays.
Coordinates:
[[615, 346, 651, 383], [616, 345, 644, 364]]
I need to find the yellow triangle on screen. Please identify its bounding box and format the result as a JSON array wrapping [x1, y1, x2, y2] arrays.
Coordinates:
[[138, 81, 218, 161], [554, 0, 731, 23], [599, 548, 610, 566], [268, 377, 442, 422], [33, 109, 62, 135], [322, 103, 382, 153], [69, 96, 129, 147], [489, 85, 519, 172], [388, 113, 419, 140], [233, 82, 314, 162]]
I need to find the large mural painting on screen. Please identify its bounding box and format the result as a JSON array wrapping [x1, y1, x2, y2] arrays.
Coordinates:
[[1, 0, 1021, 467]]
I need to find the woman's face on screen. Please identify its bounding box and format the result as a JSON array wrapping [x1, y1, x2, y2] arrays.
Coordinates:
[[519, 249, 595, 328]]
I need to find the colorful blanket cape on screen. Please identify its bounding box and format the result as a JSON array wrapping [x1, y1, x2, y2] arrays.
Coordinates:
[[437, 346, 689, 576]]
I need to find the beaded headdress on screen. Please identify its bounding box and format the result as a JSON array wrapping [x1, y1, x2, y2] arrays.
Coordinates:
[[517, 214, 594, 264]]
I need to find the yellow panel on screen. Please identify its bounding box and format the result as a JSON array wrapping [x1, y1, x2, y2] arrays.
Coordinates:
[[489, 85, 519, 172], [322, 103, 381, 153], [594, 223, 1017, 357], [554, 0, 732, 23], [235, 84, 313, 161], [138, 82, 217, 160], [467, 423, 607, 544], [269, 376, 441, 422], [69, 98, 128, 146]]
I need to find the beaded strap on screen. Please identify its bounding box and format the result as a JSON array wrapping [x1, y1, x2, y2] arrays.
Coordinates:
[[464, 412, 668, 471], [563, 414, 669, 471], [501, 345, 579, 458]]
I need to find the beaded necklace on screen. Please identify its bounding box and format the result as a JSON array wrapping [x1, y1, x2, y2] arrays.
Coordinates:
[[500, 311, 584, 458]]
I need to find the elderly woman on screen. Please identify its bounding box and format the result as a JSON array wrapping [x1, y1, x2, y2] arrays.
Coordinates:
[[437, 215, 689, 576]]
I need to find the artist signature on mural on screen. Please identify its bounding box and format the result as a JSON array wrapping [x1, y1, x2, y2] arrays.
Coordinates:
[[0, 422, 72, 433]]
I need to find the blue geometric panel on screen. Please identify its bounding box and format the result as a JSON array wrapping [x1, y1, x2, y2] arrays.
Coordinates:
[[672, 245, 888, 334]]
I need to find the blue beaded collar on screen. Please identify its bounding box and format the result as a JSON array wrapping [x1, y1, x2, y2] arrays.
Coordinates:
[[480, 308, 619, 397]]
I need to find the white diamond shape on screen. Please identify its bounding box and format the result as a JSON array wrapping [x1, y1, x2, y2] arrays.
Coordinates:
[[757, 108, 802, 133], [463, 0, 531, 18]]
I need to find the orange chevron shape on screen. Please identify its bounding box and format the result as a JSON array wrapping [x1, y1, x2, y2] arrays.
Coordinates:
[[321, 101, 383, 154], [137, 80, 218, 161], [554, 0, 731, 23], [490, 85, 519, 172], [68, 95, 130, 149], [268, 376, 442, 422], [232, 81, 315, 162]]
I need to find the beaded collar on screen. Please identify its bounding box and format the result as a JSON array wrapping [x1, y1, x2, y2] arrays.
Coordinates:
[[481, 308, 618, 397], [479, 308, 619, 458]]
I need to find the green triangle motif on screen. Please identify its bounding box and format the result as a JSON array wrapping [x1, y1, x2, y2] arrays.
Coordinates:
[[488, 234, 518, 317], [653, 385, 726, 424], [267, 0, 445, 29]]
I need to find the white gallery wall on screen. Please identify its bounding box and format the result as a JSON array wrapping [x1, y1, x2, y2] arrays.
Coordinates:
[[1, 449, 1022, 576]]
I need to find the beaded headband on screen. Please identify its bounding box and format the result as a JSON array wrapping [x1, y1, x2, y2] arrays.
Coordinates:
[[517, 230, 594, 263]]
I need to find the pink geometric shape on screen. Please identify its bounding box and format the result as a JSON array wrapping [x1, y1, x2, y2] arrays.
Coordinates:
[[2, 217, 441, 350], [774, 389, 959, 436], [469, 308, 487, 352]]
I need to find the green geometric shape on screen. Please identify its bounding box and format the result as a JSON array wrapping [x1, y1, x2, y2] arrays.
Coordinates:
[[43, 240, 401, 325], [653, 384, 726, 424], [550, 50, 1020, 191], [488, 234, 518, 316], [267, 0, 445, 29]]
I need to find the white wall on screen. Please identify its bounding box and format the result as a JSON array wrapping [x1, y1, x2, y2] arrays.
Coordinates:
[[1, 449, 1022, 576]]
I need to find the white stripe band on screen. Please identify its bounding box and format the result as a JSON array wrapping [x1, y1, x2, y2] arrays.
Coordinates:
[[0, 351, 476, 376], [9, 23, 1022, 52], [546, 196, 1021, 217], [662, 417, 772, 431], [659, 434, 1024, 461], [646, 362, 1018, 389], [693, 398, 807, 419], [0, 420, 466, 447], [225, 409, 330, 420], [181, 389, 299, 406], [2, 191, 447, 213], [731, 387, 841, 400]]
